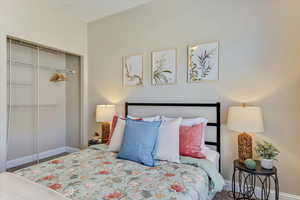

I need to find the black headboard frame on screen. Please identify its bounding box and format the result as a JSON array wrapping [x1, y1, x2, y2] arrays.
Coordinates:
[[125, 102, 221, 172]]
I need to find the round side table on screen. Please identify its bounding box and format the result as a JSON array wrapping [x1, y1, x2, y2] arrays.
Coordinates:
[[231, 160, 279, 200]]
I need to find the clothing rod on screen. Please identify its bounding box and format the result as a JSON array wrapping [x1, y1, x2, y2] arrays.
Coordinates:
[[56, 69, 76, 74]]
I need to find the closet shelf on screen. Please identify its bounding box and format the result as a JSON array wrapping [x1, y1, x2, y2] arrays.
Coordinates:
[[8, 81, 33, 86], [8, 59, 67, 73], [8, 60, 35, 69], [8, 104, 59, 108]]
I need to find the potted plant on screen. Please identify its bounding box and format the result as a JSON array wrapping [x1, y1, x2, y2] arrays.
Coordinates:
[[255, 140, 280, 169]]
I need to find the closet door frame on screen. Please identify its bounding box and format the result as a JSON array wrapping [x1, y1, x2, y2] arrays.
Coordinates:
[[0, 35, 88, 172], [0, 34, 8, 172]]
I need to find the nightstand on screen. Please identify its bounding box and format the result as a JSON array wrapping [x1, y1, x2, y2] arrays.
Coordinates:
[[88, 137, 106, 146], [231, 159, 279, 200]]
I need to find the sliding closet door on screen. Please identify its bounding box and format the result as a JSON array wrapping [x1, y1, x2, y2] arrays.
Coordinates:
[[66, 54, 81, 149], [37, 49, 67, 154], [6, 38, 82, 170], [6, 39, 38, 169]]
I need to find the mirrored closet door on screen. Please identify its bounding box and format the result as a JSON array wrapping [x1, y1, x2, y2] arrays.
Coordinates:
[[6, 38, 81, 170]]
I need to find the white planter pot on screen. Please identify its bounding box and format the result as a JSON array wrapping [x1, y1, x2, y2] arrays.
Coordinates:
[[261, 159, 273, 169]]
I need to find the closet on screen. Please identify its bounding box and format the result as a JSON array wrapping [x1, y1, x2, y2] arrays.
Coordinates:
[[6, 38, 81, 170]]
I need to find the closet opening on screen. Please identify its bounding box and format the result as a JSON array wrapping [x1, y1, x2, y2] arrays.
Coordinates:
[[6, 38, 82, 171]]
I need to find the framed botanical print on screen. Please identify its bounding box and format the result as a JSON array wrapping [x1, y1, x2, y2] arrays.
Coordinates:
[[188, 41, 219, 82], [123, 54, 144, 87], [151, 48, 177, 85]]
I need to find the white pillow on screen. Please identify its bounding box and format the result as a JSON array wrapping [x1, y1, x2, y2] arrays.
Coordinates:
[[108, 118, 126, 152], [127, 115, 161, 122], [155, 118, 182, 163], [162, 116, 208, 150]]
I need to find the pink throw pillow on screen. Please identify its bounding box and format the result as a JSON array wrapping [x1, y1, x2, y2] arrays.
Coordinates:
[[179, 124, 206, 159], [107, 115, 119, 144]]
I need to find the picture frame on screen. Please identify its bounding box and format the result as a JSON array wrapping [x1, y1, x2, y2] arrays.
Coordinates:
[[151, 48, 177, 85], [187, 41, 219, 82], [123, 54, 144, 87]]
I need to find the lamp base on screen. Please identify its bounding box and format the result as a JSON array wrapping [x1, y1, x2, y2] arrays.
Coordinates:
[[101, 122, 111, 144], [238, 132, 253, 163]]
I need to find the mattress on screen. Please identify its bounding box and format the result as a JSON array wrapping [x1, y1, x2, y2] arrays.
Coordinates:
[[15, 145, 224, 200]]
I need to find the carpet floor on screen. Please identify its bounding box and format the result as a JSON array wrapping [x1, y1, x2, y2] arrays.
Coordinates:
[[213, 191, 234, 200]]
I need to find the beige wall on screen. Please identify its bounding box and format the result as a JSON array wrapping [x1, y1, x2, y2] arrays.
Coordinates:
[[0, 0, 88, 171], [88, 0, 300, 195]]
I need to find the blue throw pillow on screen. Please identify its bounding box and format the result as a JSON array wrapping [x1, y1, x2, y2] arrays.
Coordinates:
[[117, 119, 161, 167]]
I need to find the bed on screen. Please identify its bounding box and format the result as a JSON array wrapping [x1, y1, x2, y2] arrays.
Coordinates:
[[12, 102, 225, 200]]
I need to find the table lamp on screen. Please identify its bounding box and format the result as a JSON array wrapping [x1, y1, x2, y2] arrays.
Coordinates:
[[96, 105, 116, 143], [227, 105, 264, 163]]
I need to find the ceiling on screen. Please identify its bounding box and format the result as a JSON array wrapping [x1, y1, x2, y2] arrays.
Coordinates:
[[42, 0, 153, 23]]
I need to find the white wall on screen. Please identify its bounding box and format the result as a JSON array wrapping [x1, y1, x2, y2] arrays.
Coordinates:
[[88, 0, 300, 195], [0, 0, 88, 171]]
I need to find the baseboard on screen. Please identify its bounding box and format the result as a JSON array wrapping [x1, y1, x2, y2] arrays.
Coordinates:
[[6, 146, 80, 169], [65, 146, 80, 153], [225, 180, 300, 200]]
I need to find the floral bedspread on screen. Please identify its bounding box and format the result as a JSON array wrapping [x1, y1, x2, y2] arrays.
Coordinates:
[[15, 145, 224, 200]]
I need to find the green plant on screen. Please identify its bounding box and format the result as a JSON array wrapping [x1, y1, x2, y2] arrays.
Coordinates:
[[255, 141, 280, 160], [153, 55, 172, 84], [189, 47, 216, 81]]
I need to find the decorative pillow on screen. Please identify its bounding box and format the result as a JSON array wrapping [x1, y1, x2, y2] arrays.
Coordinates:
[[108, 115, 160, 147], [179, 124, 206, 159], [117, 119, 161, 167], [108, 117, 126, 152], [162, 116, 208, 150], [155, 118, 182, 163], [127, 115, 160, 122], [107, 115, 119, 144]]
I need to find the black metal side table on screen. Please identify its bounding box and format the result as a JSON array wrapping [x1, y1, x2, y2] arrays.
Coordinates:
[[231, 160, 279, 200]]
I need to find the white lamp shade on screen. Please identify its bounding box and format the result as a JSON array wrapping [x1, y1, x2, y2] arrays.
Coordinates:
[[96, 105, 116, 123], [227, 106, 264, 133]]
